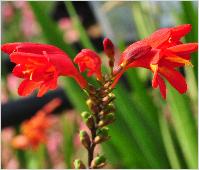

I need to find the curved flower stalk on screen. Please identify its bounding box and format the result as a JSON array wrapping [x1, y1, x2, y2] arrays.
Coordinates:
[[12, 98, 62, 150], [1, 24, 198, 169]]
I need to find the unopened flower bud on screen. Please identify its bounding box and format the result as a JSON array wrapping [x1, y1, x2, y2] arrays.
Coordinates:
[[91, 155, 106, 168], [73, 159, 86, 169], [94, 127, 110, 144], [103, 38, 115, 59], [88, 84, 97, 95], [103, 93, 116, 105], [79, 130, 90, 149], [81, 112, 95, 129], [99, 103, 115, 116], [86, 99, 93, 109], [98, 113, 115, 127]]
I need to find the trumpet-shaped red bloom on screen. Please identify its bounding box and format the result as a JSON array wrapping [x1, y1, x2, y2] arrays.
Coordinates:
[[74, 49, 102, 80], [114, 24, 198, 99], [1, 42, 87, 97]]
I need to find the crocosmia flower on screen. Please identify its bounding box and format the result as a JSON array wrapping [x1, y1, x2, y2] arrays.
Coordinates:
[[74, 49, 102, 80], [113, 24, 198, 99], [1, 42, 87, 97], [12, 98, 61, 150]]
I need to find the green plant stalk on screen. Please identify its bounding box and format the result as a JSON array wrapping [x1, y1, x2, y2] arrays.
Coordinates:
[[159, 114, 181, 169], [64, 1, 95, 50], [61, 114, 75, 168], [167, 85, 198, 168], [181, 1, 198, 80]]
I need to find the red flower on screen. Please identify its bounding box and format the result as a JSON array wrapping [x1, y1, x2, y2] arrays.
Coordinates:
[[12, 98, 61, 150], [74, 49, 102, 80], [1, 42, 87, 97], [113, 24, 198, 99]]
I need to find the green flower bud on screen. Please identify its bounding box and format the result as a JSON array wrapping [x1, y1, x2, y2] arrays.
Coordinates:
[[98, 113, 115, 127], [73, 159, 86, 169], [79, 130, 90, 149], [91, 155, 106, 168], [94, 127, 110, 144]]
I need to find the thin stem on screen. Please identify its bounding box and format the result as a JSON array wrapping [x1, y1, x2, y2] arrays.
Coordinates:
[[88, 115, 99, 168]]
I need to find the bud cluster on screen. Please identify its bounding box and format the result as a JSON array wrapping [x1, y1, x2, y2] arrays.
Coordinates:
[[78, 75, 116, 168]]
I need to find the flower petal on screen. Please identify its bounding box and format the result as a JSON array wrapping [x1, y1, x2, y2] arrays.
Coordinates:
[[37, 79, 57, 97], [10, 52, 48, 65], [146, 28, 171, 48], [159, 66, 187, 94], [1, 42, 66, 55], [157, 75, 166, 99], [167, 43, 198, 56], [18, 80, 41, 96], [119, 40, 151, 66], [171, 24, 192, 40]]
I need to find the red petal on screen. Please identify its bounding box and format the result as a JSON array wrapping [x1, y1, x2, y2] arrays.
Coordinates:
[[1, 42, 66, 55], [146, 28, 171, 48], [120, 40, 151, 65], [37, 79, 57, 97], [1, 42, 22, 54], [12, 64, 27, 78], [157, 75, 166, 99], [168, 43, 198, 55], [171, 24, 192, 40], [152, 70, 158, 88], [159, 66, 187, 94], [18, 80, 41, 96], [47, 53, 81, 76], [10, 52, 48, 65]]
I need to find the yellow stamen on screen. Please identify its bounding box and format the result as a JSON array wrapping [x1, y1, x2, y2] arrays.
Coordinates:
[[120, 61, 127, 68], [150, 64, 158, 72], [30, 72, 33, 80], [165, 56, 193, 67]]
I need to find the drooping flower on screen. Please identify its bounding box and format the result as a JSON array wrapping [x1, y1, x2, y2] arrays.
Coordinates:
[[1, 42, 87, 97], [12, 98, 61, 150], [113, 24, 198, 99], [74, 49, 102, 80]]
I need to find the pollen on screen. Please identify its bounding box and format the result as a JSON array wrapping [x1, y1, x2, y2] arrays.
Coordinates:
[[150, 64, 158, 72]]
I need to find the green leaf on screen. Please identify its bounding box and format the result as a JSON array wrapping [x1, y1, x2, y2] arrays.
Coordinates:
[[61, 114, 75, 168], [113, 83, 170, 168], [167, 85, 198, 168], [159, 114, 181, 169]]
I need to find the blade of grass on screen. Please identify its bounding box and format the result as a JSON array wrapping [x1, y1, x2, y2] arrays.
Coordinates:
[[159, 114, 181, 169], [64, 1, 95, 50], [61, 114, 75, 168], [113, 83, 170, 168], [167, 85, 198, 168], [180, 1, 198, 80]]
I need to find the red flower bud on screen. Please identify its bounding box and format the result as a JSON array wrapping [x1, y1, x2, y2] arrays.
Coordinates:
[[74, 49, 102, 80], [103, 38, 115, 58]]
